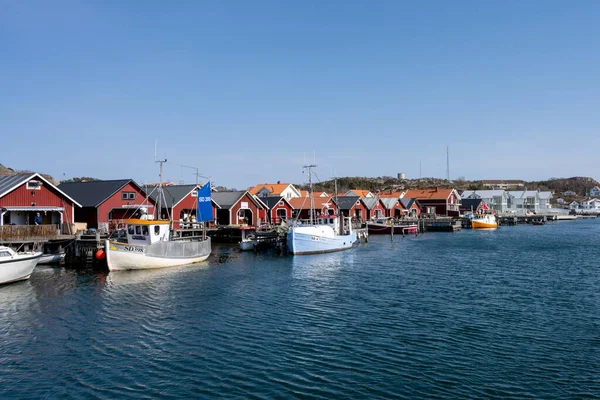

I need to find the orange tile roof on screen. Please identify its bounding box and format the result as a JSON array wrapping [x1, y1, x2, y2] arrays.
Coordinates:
[[250, 183, 291, 195], [378, 191, 404, 198], [300, 190, 309, 197], [403, 188, 454, 199], [289, 196, 334, 210]]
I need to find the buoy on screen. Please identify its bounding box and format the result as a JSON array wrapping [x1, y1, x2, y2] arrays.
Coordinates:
[[95, 249, 105, 260]]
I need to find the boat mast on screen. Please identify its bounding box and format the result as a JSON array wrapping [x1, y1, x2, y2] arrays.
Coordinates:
[[156, 157, 167, 220], [303, 163, 316, 225]]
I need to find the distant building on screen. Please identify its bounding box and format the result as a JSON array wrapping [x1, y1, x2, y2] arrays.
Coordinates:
[[556, 198, 566, 205], [581, 198, 600, 210], [481, 180, 525, 190], [562, 190, 577, 197], [344, 189, 374, 198], [589, 186, 600, 197], [569, 201, 580, 210], [460, 190, 508, 213], [402, 188, 461, 217], [249, 183, 301, 200]]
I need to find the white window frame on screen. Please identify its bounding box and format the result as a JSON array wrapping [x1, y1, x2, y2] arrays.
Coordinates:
[[27, 180, 42, 190]]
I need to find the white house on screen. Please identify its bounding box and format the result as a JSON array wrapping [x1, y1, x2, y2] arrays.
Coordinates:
[[563, 190, 577, 197], [581, 198, 600, 210], [589, 186, 600, 197], [508, 190, 540, 213], [538, 191, 553, 211], [250, 183, 301, 200], [460, 190, 508, 213], [556, 198, 566, 205], [569, 201, 579, 210]]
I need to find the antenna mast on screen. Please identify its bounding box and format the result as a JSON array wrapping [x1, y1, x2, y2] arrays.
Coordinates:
[[446, 145, 450, 181]]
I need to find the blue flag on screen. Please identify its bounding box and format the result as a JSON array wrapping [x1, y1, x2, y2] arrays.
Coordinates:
[[197, 181, 214, 222]]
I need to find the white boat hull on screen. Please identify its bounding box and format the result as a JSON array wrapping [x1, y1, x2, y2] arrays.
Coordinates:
[[39, 253, 65, 264], [106, 238, 211, 271], [0, 253, 42, 284], [287, 226, 357, 255], [239, 239, 257, 251]]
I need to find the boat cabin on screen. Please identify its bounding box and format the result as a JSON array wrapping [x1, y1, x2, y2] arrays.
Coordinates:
[[123, 219, 170, 246], [299, 215, 353, 235]]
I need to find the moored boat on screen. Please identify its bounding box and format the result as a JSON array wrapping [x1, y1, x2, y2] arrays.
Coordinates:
[[0, 246, 42, 285], [38, 252, 65, 264], [239, 227, 257, 251], [471, 213, 498, 229], [287, 164, 357, 255], [287, 215, 357, 255], [367, 218, 418, 235], [105, 160, 213, 271]]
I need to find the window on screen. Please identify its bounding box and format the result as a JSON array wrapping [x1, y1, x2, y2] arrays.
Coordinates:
[[27, 180, 42, 190], [128, 226, 134, 234], [142, 226, 149, 236], [154, 226, 160, 236], [191, 190, 198, 197], [122, 192, 136, 200], [278, 201, 284, 206], [0, 251, 11, 257], [135, 226, 141, 234]]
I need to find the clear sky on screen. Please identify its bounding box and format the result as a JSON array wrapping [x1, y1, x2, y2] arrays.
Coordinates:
[[2, 1, 599, 188]]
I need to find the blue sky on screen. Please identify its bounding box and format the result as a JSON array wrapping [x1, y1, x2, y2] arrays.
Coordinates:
[[2, 1, 599, 188]]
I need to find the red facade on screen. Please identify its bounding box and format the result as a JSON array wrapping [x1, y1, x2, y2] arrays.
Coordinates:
[[367, 199, 386, 220], [229, 193, 263, 226], [0, 176, 77, 225], [97, 182, 156, 229], [269, 199, 293, 224]]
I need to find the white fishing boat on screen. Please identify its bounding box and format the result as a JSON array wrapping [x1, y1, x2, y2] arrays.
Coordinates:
[[0, 246, 42, 285], [287, 215, 357, 255], [287, 164, 357, 255], [105, 158, 213, 271]]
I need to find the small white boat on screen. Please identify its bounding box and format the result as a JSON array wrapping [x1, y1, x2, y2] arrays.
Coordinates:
[[239, 228, 257, 251], [0, 246, 42, 285], [38, 252, 65, 264]]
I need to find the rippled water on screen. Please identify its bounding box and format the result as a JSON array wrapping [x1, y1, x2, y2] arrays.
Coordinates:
[[1, 220, 600, 398]]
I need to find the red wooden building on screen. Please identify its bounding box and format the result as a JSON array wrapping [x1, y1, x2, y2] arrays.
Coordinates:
[[289, 196, 337, 220], [211, 191, 266, 226], [0, 173, 80, 226], [362, 198, 386, 220], [260, 196, 294, 224], [403, 188, 461, 217], [333, 196, 368, 222], [58, 179, 155, 230]]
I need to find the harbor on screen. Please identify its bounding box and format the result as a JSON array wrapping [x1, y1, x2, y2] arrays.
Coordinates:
[[2, 218, 599, 399]]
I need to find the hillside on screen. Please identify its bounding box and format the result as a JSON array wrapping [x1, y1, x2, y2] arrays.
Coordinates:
[[0, 163, 58, 185], [299, 176, 600, 198]]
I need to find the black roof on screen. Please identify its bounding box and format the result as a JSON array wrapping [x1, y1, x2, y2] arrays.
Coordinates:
[[211, 191, 246, 209], [150, 184, 198, 209], [334, 195, 360, 210], [460, 198, 484, 211], [58, 179, 139, 207], [260, 196, 285, 209]]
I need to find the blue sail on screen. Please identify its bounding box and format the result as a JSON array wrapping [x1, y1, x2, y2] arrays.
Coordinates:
[[197, 181, 214, 222]]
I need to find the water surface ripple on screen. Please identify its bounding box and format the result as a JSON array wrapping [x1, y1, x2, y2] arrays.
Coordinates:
[[1, 220, 599, 398]]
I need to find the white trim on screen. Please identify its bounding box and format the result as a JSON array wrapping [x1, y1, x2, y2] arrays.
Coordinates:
[[0, 173, 82, 208]]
